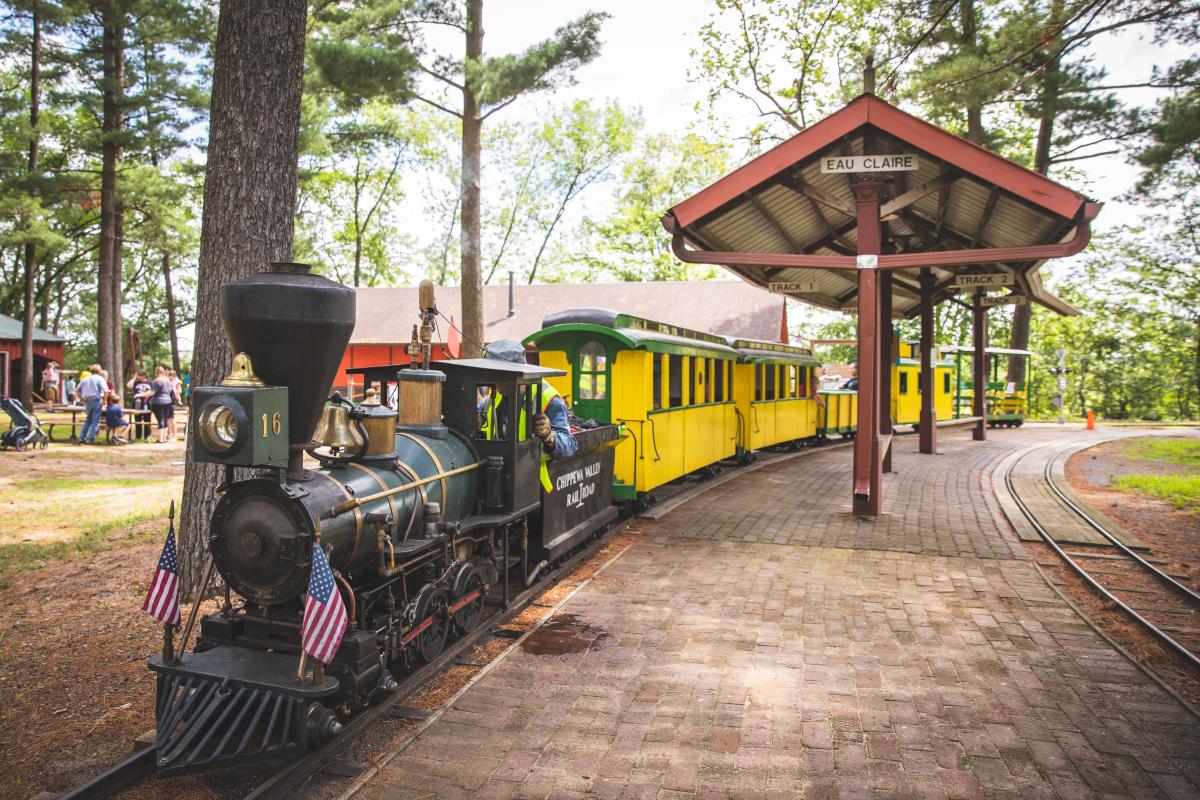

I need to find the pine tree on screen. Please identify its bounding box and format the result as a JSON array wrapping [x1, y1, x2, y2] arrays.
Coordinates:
[[311, 0, 608, 356]]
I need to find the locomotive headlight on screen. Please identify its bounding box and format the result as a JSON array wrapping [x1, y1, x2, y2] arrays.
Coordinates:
[[196, 397, 248, 456]]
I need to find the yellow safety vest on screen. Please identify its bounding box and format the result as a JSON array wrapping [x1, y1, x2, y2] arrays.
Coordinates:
[[481, 381, 559, 493]]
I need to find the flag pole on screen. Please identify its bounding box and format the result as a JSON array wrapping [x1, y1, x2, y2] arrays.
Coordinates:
[[177, 556, 215, 664], [161, 500, 177, 663], [296, 650, 308, 683]]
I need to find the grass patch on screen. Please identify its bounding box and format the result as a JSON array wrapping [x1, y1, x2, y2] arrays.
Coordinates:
[[0, 507, 169, 586], [1124, 438, 1200, 466], [15, 476, 158, 492], [1112, 474, 1200, 511]]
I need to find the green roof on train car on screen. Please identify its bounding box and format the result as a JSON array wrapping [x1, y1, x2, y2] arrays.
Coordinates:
[[726, 337, 821, 366], [525, 308, 738, 358]]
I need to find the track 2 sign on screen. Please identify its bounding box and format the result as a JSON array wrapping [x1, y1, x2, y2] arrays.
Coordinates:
[[820, 154, 918, 173]]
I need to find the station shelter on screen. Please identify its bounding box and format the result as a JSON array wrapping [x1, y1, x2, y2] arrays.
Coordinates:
[[662, 71, 1099, 517]]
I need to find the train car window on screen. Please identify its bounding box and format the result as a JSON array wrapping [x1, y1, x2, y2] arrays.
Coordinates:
[[728, 365, 733, 401], [899, 371, 909, 395], [653, 354, 663, 409], [578, 341, 607, 400], [688, 357, 698, 406], [798, 364, 808, 396], [705, 358, 713, 403], [765, 364, 776, 399], [755, 365, 763, 401], [668, 354, 683, 407], [788, 365, 797, 398], [713, 360, 725, 402], [475, 384, 510, 441], [943, 372, 951, 394]]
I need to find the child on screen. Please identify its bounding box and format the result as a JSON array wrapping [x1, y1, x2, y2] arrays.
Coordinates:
[[105, 398, 130, 444]]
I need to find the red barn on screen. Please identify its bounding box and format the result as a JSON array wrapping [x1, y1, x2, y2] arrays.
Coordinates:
[[337, 280, 788, 393], [0, 313, 66, 400]]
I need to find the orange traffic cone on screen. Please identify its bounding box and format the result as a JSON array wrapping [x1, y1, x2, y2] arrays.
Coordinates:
[[1086, 409, 1095, 430]]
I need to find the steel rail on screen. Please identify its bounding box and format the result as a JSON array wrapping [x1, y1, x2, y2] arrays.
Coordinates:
[[1005, 444, 1200, 672], [54, 747, 156, 800], [1043, 446, 1200, 607]]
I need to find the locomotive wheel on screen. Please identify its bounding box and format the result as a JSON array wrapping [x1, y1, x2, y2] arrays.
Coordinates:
[[452, 564, 485, 635], [414, 586, 450, 663]]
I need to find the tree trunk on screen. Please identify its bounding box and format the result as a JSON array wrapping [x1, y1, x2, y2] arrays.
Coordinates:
[[112, 195, 125, 396], [20, 9, 41, 409], [961, 0, 984, 145], [97, 12, 123, 379], [1007, 0, 1063, 388], [163, 252, 181, 373], [458, 0, 484, 358], [178, 0, 308, 599]]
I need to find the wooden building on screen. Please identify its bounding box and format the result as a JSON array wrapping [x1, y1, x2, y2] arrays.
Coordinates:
[[0, 313, 66, 399]]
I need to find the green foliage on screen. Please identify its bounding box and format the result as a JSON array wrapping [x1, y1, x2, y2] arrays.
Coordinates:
[[471, 11, 608, 107], [565, 131, 731, 282]]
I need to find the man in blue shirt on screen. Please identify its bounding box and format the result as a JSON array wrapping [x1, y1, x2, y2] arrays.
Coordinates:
[[480, 340, 577, 459], [77, 364, 108, 445]]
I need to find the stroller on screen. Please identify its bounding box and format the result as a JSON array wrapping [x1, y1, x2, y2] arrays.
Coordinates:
[[1, 397, 50, 451]]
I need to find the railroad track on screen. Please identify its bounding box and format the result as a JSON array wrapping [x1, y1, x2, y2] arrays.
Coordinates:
[[1005, 442, 1200, 672], [52, 520, 628, 800]]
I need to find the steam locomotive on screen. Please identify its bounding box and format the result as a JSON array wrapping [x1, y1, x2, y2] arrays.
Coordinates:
[[149, 263, 622, 774]]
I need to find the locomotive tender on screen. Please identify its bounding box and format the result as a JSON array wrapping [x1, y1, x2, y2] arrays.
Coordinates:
[[150, 263, 621, 774]]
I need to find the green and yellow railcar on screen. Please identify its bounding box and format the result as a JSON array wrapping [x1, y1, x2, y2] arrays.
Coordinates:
[[525, 309, 740, 501], [726, 338, 822, 456]]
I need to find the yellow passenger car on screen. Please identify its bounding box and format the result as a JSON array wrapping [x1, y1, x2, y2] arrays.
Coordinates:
[[726, 338, 822, 458], [524, 309, 739, 502], [892, 342, 955, 427]]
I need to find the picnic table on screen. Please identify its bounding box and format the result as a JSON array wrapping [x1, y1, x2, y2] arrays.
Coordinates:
[[46, 405, 159, 442]]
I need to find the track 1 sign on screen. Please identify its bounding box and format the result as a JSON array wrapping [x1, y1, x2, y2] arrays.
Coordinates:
[[980, 294, 1027, 307], [767, 280, 819, 294], [820, 154, 918, 173], [953, 273, 1015, 288]]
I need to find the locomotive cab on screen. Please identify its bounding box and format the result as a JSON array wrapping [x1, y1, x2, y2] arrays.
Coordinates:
[[436, 358, 561, 515]]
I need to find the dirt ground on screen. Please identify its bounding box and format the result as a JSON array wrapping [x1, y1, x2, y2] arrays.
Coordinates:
[[1048, 433, 1200, 709], [0, 441, 189, 800]]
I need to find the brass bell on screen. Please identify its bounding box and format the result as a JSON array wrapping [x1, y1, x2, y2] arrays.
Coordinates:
[[312, 402, 365, 452]]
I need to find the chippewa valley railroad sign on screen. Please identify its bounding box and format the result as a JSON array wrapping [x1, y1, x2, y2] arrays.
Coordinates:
[[820, 154, 919, 173]]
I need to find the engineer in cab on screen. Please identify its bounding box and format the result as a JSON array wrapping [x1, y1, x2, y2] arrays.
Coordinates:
[[478, 339, 578, 459]]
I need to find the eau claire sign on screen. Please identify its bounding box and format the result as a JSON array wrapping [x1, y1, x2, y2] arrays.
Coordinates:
[[820, 154, 919, 173]]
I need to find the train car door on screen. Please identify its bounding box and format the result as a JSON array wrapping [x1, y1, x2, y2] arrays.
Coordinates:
[[573, 340, 610, 423]]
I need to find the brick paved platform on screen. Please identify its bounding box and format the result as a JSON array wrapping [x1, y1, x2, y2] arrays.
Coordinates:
[[345, 426, 1200, 800]]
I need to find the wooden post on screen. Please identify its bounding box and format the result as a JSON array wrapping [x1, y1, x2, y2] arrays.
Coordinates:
[[879, 270, 893, 473], [918, 268, 938, 454], [973, 289, 988, 441], [851, 180, 884, 517]]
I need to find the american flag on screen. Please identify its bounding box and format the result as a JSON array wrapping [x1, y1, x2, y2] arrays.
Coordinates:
[[302, 545, 348, 665], [142, 519, 181, 628]]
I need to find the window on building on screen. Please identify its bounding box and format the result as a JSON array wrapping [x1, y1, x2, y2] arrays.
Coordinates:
[[653, 353, 663, 409], [669, 354, 684, 407], [713, 360, 725, 402], [577, 341, 607, 400]]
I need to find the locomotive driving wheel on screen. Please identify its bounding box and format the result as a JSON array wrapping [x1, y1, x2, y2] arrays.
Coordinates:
[[452, 564, 485, 635], [413, 586, 450, 663]]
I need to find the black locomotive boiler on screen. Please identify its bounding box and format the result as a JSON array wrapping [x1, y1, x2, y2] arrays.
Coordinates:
[[149, 262, 622, 774]]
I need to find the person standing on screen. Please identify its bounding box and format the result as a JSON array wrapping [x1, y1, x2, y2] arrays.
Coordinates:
[[62, 374, 77, 406], [127, 369, 153, 441], [41, 361, 60, 407], [77, 364, 108, 445], [167, 368, 182, 441], [149, 366, 174, 443]]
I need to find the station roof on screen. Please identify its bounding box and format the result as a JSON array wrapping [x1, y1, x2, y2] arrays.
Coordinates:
[[662, 93, 1100, 318]]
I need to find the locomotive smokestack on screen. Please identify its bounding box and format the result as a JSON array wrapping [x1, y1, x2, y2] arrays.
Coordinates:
[[220, 262, 356, 475]]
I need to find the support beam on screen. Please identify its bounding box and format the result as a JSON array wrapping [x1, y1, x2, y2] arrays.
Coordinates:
[[879, 270, 894, 473], [851, 180, 884, 517], [972, 289, 988, 441], [880, 173, 957, 219], [971, 186, 1001, 248], [918, 268, 937, 454], [781, 174, 856, 218]]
